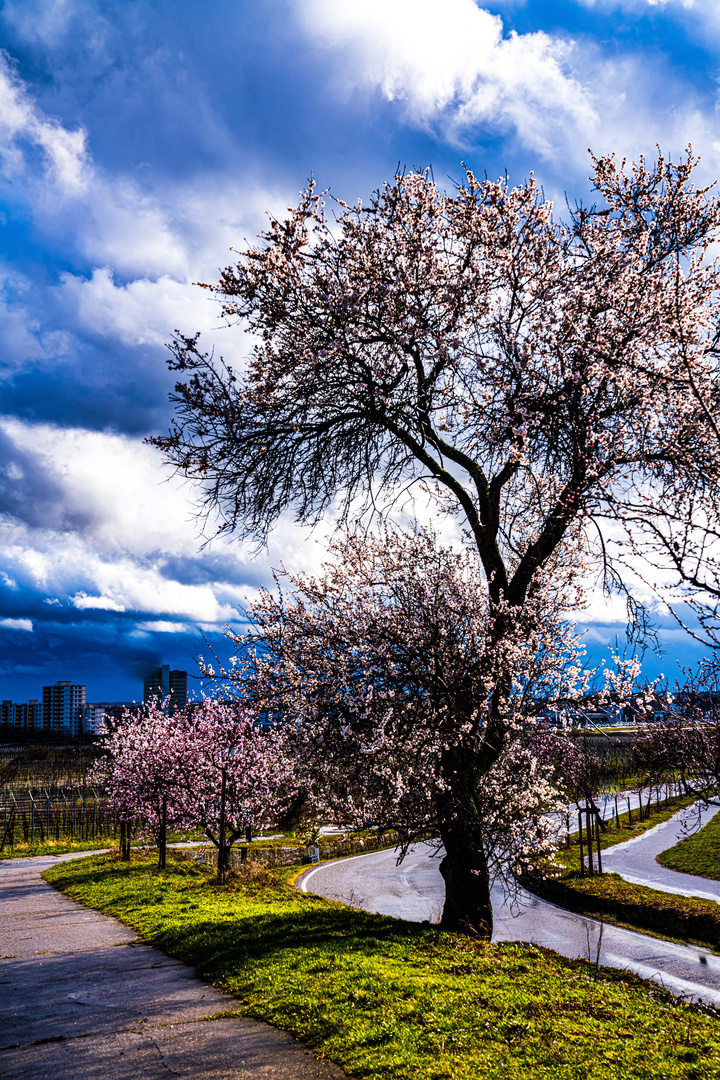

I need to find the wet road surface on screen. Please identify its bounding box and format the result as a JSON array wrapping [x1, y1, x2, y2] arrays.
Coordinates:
[[299, 839, 720, 1008], [600, 801, 720, 901]]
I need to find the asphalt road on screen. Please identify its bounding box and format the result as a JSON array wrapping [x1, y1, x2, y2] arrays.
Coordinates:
[[0, 851, 345, 1080], [299, 836, 720, 1008], [600, 801, 720, 900]]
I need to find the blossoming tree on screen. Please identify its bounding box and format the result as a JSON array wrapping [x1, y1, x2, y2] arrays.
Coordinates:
[[100, 698, 293, 881], [633, 657, 720, 815], [153, 149, 720, 931], [216, 527, 589, 933], [170, 697, 294, 882], [97, 699, 188, 868]]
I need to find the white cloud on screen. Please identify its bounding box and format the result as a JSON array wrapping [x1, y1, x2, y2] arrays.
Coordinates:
[[1, 0, 88, 49], [55, 264, 254, 366], [0, 51, 89, 193], [0, 418, 314, 631], [7, 523, 241, 625], [295, 0, 720, 189], [58, 268, 204, 349], [0, 263, 77, 380], [70, 592, 125, 612], [0, 52, 291, 364], [569, 0, 720, 45], [0, 616, 33, 631], [79, 179, 189, 279], [297, 0, 599, 157], [575, 0, 694, 9]]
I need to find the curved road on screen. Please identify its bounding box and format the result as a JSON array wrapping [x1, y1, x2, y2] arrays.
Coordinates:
[[299, 829, 720, 1008], [601, 802, 720, 900], [0, 851, 344, 1079]]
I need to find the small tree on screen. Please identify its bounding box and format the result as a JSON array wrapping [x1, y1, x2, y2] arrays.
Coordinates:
[[98, 699, 186, 868], [633, 657, 720, 819], [222, 527, 586, 932], [170, 698, 294, 882], [531, 725, 607, 874], [99, 698, 293, 880]]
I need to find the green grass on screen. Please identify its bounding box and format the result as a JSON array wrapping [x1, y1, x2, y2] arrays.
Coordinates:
[[658, 808, 720, 881], [0, 836, 113, 859], [43, 852, 720, 1080], [0, 829, 347, 862]]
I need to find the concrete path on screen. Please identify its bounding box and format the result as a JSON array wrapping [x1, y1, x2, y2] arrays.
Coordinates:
[[0, 851, 344, 1080], [299, 842, 720, 1008], [600, 801, 720, 901]]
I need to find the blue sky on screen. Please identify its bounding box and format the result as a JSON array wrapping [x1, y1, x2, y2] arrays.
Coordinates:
[[1, 0, 719, 703]]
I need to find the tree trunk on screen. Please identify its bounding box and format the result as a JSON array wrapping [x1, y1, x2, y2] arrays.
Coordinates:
[[438, 827, 493, 937], [594, 811, 602, 875], [217, 767, 228, 885], [239, 823, 252, 864], [158, 795, 167, 870], [120, 819, 131, 860], [585, 805, 594, 876], [435, 744, 499, 938]]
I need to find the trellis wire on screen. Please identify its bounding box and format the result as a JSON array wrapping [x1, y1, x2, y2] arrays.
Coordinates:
[[0, 786, 117, 850]]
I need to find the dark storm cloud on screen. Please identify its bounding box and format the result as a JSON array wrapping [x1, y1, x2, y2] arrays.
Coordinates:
[[0, 610, 224, 702], [157, 549, 267, 589], [2, 347, 175, 436], [0, 262, 180, 437]]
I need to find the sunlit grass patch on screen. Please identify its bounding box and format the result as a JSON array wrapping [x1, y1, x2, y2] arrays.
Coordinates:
[[44, 852, 720, 1079], [0, 837, 112, 859]]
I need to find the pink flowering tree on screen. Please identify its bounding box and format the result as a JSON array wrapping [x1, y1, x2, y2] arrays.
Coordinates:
[[96, 699, 188, 868], [214, 527, 589, 934], [152, 149, 720, 931], [99, 698, 293, 880], [169, 698, 294, 882]]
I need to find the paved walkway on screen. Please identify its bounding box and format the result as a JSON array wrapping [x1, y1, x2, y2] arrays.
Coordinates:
[[600, 801, 720, 901], [0, 852, 345, 1080]]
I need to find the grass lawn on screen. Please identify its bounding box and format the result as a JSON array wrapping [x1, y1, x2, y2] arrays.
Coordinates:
[[0, 828, 351, 861], [0, 836, 112, 859], [527, 796, 720, 952], [44, 851, 720, 1080], [0, 829, 199, 860], [658, 807, 720, 881]]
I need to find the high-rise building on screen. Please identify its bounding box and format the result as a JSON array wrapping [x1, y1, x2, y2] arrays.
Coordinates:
[[42, 681, 86, 737], [26, 700, 42, 731], [1, 698, 42, 734], [143, 665, 188, 711], [82, 703, 107, 735], [1, 700, 14, 732]]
